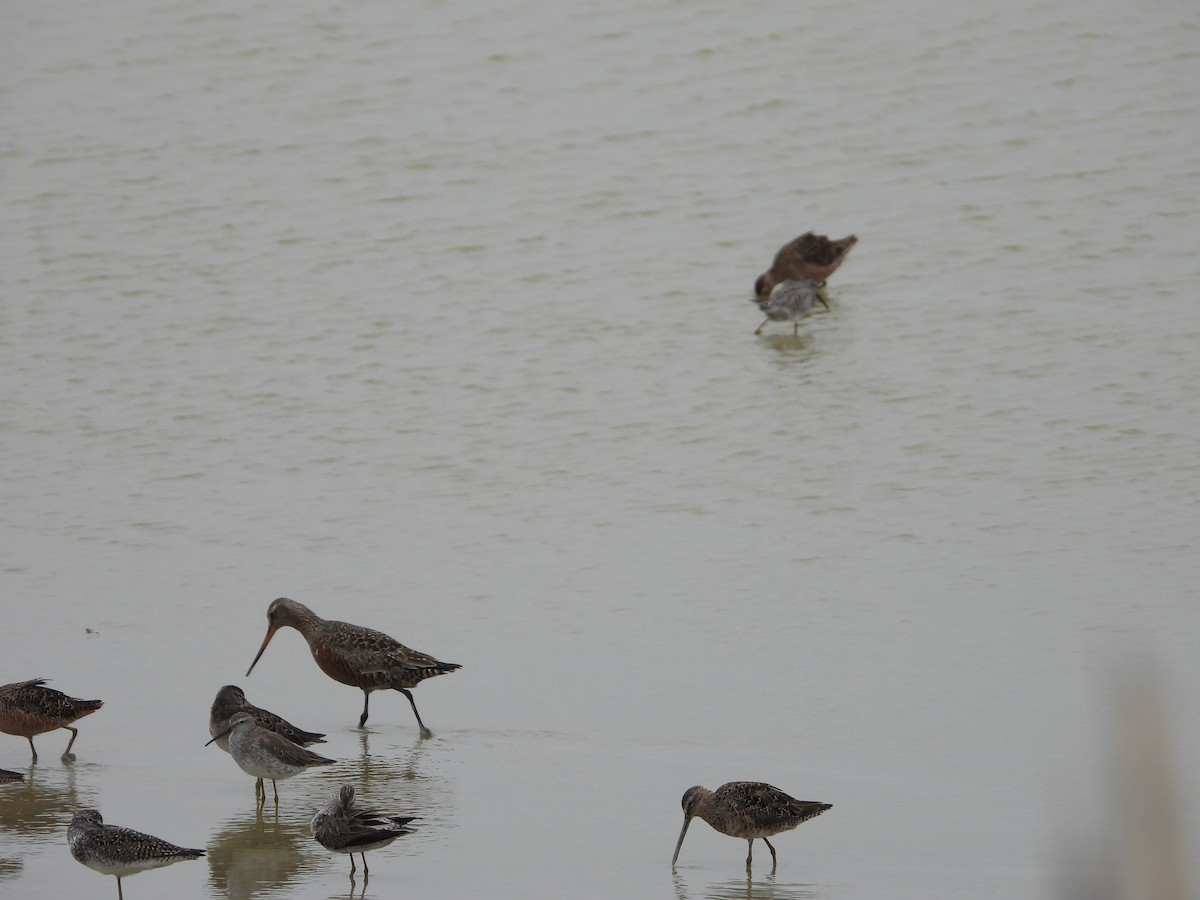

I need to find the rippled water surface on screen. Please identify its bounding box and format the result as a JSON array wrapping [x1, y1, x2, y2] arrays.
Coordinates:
[[3, 0, 1199, 898]]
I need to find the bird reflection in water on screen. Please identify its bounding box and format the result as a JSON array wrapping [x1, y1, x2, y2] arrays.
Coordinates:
[[0, 763, 94, 837], [206, 810, 314, 900], [671, 866, 824, 900]]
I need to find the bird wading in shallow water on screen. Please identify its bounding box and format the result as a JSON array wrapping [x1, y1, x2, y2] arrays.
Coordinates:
[[245, 597, 461, 738], [67, 809, 204, 900], [671, 782, 831, 872], [0, 679, 103, 763], [752, 277, 821, 335], [754, 231, 858, 309], [206, 711, 335, 809], [311, 784, 417, 879]]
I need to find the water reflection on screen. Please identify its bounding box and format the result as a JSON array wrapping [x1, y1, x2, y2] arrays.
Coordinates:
[[0, 763, 94, 839], [671, 867, 825, 900], [0, 856, 23, 881], [206, 809, 317, 900]]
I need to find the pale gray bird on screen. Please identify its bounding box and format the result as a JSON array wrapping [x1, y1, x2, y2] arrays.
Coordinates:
[[206, 711, 335, 808], [752, 278, 821, 335]]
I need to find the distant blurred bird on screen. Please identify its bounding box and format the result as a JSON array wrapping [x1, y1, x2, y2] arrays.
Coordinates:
[[752, 278, 821, 335], [672, 782, 831, 872], [208, 685, 325, 753], [754, 232, 858, 309], [0, 679, 103, 763], [311, 785, 417, 878], [68, 809, 204, 900]]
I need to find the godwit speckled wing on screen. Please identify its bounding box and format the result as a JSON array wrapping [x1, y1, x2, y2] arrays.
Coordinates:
[[245, 598, 461, 738]]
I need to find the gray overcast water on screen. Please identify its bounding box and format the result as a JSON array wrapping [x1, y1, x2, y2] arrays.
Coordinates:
[[2, 0, 1198, 898]]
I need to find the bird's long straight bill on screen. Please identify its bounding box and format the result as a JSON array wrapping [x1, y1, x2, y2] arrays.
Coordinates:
[[671, 817, 692, 865], [245, 626, 279, 677]]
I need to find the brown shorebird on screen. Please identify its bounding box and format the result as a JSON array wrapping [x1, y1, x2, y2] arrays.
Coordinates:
[[754, 232, 858, 308], [0, 767, 23, 781], [671, 782, 831, 872], [311, 784, 416, 879], [0, 679, 103, 763], [245, 597, 461, 738], [206, 711, 335, 809], [68, 809, 204, 900], [208, 685, 325, 753], [752, 277, 821, 336]]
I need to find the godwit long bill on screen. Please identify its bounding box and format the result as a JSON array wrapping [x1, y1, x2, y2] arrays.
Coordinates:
[[68, 809, 204, 900], [671, 782, 831, 872], [244, 597, 461, 738], [0, 679, 103, 763]]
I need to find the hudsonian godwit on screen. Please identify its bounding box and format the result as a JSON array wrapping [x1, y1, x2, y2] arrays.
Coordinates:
[[68, 809, 204, 900], [671, 782, 831, 872], [311, 784, 417, 879], [752, 277, 821, 335], [0, 679, 103, 763], [207, 711, 335, 809], [754, 232, 858, 308], [208, 685, 325, 753], [245, 597, 461, 738]]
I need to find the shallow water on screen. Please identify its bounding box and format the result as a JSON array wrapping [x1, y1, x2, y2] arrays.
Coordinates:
[[2, 0, 1199, 897]]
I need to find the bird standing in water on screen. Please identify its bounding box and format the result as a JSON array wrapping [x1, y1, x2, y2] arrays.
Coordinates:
[[206, 711, 335, 809], [671, 782, 831, 872], [752, 277, 821, 335], [0, 679, 103, 763], [245, 597, 461, 738], [311, 784, 417, 879], [68, 809, 204, 899]]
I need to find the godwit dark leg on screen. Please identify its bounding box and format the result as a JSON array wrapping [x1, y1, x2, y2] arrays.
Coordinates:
[[400, 689, 433, 740], [745, 839, 754, 870], [26, 737, 37, 763], [765, 837, 778, 871], [117, 875, 125, 900], [62, 725, 81, 761], [359, 691, 371, 728]]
